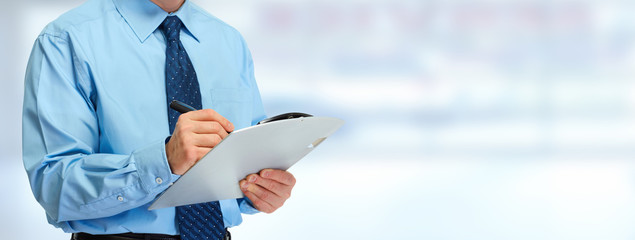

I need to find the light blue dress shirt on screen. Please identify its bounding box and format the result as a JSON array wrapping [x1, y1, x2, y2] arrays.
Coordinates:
[[22, 0, 265, 235]]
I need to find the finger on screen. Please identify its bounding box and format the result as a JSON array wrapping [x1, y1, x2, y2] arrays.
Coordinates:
[[250, 174, 292, 199], [184, 109, 234, 132], [241, 177, 286, 209], [259, 169, 296, 186], [240, 180, 276, 213], [191, 133, 223, 148], [191, 121, 229, 138], [196, 147, 211, 156]]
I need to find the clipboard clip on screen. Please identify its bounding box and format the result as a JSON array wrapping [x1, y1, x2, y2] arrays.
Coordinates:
[[257, 112, 313, 125]]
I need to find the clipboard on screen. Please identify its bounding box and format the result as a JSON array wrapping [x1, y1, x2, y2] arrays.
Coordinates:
[[148, 116, 344, 210]]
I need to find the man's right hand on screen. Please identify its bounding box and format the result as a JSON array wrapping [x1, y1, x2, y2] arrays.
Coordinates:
[[165, 109, 234, 175]]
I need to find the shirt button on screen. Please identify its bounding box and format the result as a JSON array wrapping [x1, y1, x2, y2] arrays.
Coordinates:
[[156, 177, 163, 184], [117, 196, 124, 202]]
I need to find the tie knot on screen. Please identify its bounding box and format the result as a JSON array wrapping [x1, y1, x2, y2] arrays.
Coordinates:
[[160, 16, 183, 41]]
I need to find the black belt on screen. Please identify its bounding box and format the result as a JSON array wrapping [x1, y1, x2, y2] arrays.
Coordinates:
[[72, 229, 231, 240]]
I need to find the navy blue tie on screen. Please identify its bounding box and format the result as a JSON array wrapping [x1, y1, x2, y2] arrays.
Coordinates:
[[161, 16, 225, 240]]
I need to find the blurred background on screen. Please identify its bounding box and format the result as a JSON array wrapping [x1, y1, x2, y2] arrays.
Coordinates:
[[2, 0, 635, 239]]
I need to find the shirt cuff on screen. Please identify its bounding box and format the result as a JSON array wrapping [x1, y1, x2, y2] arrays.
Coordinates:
[[134, 138, 177, 195], [237, 197, 260, 215]]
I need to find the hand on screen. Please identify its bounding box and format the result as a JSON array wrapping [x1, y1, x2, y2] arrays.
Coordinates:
[[166, 109, 234, 175], [240, 169, 296, 213]]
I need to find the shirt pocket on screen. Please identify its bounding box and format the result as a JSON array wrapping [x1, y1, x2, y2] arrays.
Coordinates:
[[210, 88, 253, 129]]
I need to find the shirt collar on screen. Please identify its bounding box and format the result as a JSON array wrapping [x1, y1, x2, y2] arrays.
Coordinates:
[[112, 0, 201, 43]]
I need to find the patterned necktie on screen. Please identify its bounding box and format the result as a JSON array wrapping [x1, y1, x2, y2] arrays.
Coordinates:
[[161, 16, 226, 240]]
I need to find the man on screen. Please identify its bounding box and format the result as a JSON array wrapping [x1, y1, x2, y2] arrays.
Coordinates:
[[22, 0, 295, 239]]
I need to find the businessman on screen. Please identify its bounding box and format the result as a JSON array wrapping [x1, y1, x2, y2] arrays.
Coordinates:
[[22, 0, 295, 239]]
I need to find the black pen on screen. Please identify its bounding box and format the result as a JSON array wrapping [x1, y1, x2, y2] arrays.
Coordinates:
[[169, 100, 197, 113]]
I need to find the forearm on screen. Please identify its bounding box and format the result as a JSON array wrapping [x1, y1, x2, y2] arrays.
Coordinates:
[[24, 139, 178, 222]]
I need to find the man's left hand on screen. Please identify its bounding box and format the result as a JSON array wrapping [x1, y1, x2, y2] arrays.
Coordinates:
[[239, 169, 296, 213]]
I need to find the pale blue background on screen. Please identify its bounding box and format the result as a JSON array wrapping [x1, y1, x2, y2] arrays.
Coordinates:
[[2, 0, 635, 239]]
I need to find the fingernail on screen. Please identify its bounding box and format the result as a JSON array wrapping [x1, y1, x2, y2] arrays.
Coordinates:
[[261, 170, 270, 178], [249, 175, 257, 182], [241, 181, 248, 189]]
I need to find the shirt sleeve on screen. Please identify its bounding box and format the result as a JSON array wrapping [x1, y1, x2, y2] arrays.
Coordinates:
[[237, 197, 260, 214], [22, 33, 177, 223]]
